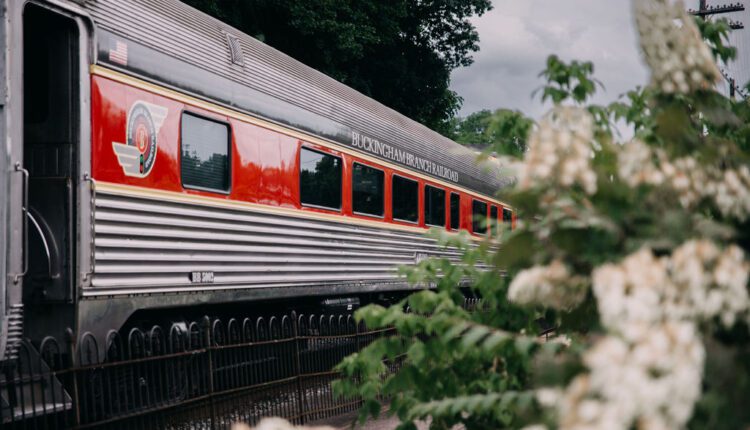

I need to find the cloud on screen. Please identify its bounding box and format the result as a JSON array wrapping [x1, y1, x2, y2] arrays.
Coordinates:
[[451, 0, 649, 118]]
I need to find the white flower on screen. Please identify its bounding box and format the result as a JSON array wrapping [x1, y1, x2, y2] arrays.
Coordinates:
[[669, 240, 750, 327], [617, 141, 750, 220], [712, 166, 750, 220], [558, 323, 704, 430], [549, 334, 573, 347], [633, 0, 720, 94], [495, 155, 524, 179], [508, 260, 588, 310], [536, 388, 563, 408], [593, 243, 749, 331], [592, 249, 670, 334], [518, 107, 597, 195], [618, 140, 664, 187], [563, 242, 749, 429], [246, 418, 334, 430]]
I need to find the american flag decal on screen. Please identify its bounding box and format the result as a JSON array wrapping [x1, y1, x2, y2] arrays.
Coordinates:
[[109, 40, 128, 66]]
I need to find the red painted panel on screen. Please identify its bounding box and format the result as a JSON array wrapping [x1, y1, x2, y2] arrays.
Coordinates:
[[342, 155, 354, 216], [92, 76, 182, 192], [276, 135, 299, 208], [92, 74, 501, 237], [231, 119, 262, 203], [418, 179, 425, 228], [461, 194, 472, 233], [445, 188, 452, 231]]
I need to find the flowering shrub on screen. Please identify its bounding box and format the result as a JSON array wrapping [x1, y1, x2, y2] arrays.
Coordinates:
[[517, 107, 597, 196], [634, 0, 720, 94], [334, 0, 750, 429]]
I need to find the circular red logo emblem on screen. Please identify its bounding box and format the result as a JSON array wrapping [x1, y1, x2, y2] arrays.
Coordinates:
[[126, 103, 157, 176]]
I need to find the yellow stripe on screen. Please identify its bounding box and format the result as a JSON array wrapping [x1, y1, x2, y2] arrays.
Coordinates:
[[90, 64, 511, 208]]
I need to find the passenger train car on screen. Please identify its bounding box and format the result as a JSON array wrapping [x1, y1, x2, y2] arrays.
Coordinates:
[[0, 0, 514, 363]]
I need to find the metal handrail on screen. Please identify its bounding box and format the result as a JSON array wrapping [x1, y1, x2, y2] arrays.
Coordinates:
[[11, 162, 29, 283], [80, 173, 96, 283]]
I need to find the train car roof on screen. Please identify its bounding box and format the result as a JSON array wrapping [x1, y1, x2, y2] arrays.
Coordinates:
[[81, 0, 513, 198]]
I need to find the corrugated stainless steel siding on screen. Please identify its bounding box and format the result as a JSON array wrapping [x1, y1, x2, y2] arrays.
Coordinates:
[[88, 188, 463, 295], [80, 0, 509, 197]]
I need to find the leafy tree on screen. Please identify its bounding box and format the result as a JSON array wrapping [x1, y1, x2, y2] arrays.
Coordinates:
[[180, 0, 492, 134], [335, 4, 750, 430], [452, 109, 533, 157], [452, 110, 494, 147]]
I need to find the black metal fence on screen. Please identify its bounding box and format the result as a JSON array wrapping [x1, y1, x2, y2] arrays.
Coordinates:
[[0, 310, 406, 430]]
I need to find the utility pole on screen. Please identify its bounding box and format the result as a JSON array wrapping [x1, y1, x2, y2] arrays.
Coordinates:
[[691, 0, 744, 27], [689, 1, 746, 98]]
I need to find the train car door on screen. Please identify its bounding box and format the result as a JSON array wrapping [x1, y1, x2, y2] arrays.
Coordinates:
[[23, 3, 79, 305], [16, 1, 91, 342]]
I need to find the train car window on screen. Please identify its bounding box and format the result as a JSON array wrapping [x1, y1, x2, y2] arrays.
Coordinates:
[[300, 147, 342, 210], [472, 199, 488, 235], [181, 113, 230, 192], [352, 162, 384, 217], [424, 185, 446, 227], [503, 208, 514, 230], [392, 175, 418, 223], [490, 206, 499, 235], [450, 193, 460, 230]]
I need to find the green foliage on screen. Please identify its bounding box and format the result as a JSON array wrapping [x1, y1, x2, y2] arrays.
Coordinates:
[[180, 0, 492, 134], [694, 17, 737, 64], [535, 55, 602, 105], [532, 55, 614, 139], [608, 86, 655, 138], [335, 21, 750, 428], [451, 109, 533, 156], [691, 336, 750, 429], [333, 230, 547, 429]]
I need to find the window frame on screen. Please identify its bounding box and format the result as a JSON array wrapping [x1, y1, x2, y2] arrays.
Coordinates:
[[424, 184, 446, 228], [299, 145, 343, 212], [490, 205, 499, 235], [352, 161, 385, 219], [180, 110, 232, 195], [449, 192, 461, 231], [391, 173, 420, 224], [503, 207, 514, 230], [472, 199, 488, 236]]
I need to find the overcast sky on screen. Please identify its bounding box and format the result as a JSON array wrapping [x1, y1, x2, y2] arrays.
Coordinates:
[[451, 0, 750, 119], [451, 0, 648, 118]]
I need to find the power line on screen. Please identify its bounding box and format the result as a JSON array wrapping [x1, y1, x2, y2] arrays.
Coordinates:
[[688, 1, 745, 18], [688, 1, 746, 99], [721, 68, 749, 98]]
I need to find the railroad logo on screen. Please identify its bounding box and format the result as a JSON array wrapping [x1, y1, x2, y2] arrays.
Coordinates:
[[112, 101, 168, 178]]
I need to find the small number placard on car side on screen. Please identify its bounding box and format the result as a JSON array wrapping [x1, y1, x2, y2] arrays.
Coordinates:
[[190, 271, 215, 283]]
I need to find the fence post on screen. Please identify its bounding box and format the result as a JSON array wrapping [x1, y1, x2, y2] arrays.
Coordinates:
[[203, 316, 218, 430], [291, 311, 305, 424], [354, 318, 364, 410], [66, 328, 81, 427], [354, 316, 360, 352]]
